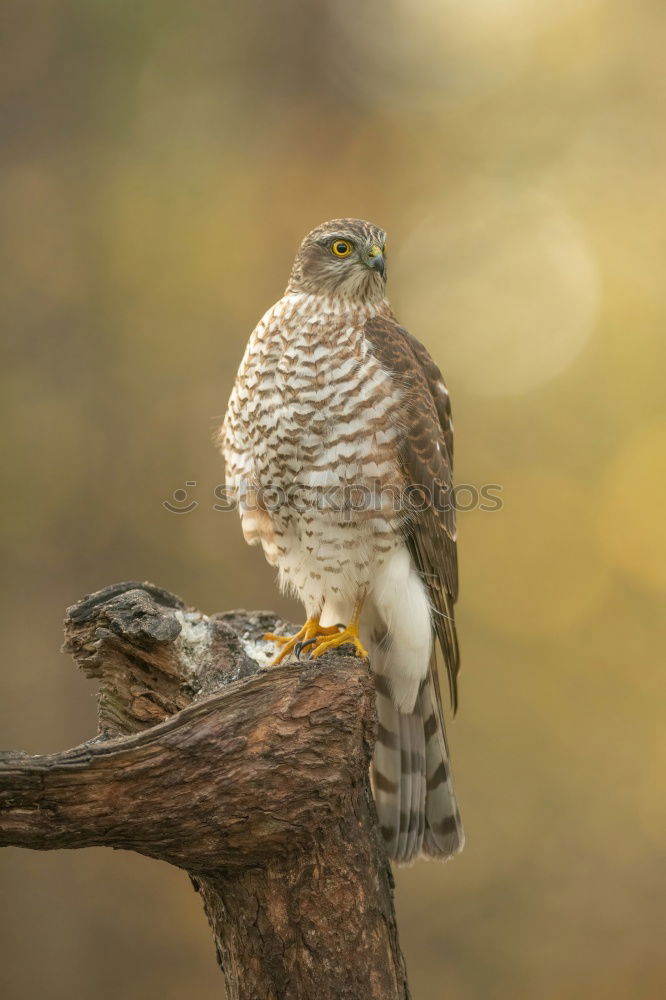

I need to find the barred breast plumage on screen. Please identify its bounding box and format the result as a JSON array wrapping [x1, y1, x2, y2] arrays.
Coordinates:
[[220, 218, 464, 864], [223, 292, 405, 613]]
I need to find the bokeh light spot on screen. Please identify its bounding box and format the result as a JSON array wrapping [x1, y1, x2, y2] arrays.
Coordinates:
[[398, 186, 600, 396]]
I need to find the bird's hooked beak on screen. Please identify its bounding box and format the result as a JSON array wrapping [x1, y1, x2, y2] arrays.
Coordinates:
[[365, 243, 385, 278]]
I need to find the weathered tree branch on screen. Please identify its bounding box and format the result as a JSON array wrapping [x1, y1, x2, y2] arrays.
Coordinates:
[[0, 583, 410, 1000]]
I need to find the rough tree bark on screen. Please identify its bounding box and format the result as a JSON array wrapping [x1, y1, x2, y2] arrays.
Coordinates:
[[0, 582, 411, 1000]]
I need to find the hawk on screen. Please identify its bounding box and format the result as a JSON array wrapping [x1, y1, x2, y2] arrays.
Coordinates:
[[220, 219, 463, 863]]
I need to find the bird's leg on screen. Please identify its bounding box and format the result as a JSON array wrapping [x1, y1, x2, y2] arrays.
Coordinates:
[[308, 596, 368, 660], [263, 617, 342, 666]]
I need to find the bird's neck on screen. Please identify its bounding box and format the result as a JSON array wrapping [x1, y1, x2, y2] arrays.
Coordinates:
[[279, 291, 391, 322]]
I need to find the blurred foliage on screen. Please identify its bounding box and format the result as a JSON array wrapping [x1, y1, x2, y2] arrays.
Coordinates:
[[1, 1, 665, 998]]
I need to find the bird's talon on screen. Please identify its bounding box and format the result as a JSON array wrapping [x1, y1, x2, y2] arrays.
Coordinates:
[[263, 632, 290, 645], [263, 619, 344, 666], [309, 622, 368, 660], [296, 636, 318, 656]]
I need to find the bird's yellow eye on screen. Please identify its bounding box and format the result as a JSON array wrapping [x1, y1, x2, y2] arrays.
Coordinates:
[[331, 239, 353, 258]]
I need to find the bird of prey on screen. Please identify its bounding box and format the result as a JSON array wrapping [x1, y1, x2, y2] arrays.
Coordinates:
[[220, 219, 463, 863]]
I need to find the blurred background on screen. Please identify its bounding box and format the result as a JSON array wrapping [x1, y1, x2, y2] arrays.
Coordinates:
[[1, 1, 665, 997]]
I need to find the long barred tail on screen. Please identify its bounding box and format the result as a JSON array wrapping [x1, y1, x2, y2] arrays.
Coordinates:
[[372, 667, 464, 864]]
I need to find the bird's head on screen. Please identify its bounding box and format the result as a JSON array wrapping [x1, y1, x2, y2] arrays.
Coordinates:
[[286, 218, 387, 301]]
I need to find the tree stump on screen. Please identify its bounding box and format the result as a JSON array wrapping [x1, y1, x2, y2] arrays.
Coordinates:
[[0, 582, 411, 1000]]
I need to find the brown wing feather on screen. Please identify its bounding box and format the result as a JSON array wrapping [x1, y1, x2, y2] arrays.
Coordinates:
[[364, 315, 460, 712]]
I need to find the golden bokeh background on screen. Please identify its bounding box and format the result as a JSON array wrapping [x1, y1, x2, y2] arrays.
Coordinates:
[[1, 1, 665, 998]]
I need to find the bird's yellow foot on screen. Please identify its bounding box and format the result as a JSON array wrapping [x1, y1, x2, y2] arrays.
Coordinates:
[[263, 618, 342, 665], [309, 621, 368, 660]]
